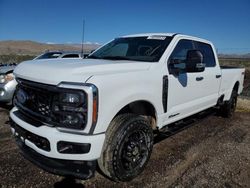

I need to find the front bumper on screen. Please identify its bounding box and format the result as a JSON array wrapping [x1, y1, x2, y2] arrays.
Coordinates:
[[0, 79, 17, 102], [16, 137, 96, 179], [10, 107, 105, 160], [9, 107, 105, 179]]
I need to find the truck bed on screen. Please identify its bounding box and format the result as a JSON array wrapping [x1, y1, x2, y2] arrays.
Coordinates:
[[219, 66, 245, 100]]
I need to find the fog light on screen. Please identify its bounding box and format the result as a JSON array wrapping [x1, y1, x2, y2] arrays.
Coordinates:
[[57, 141, 91, 154]]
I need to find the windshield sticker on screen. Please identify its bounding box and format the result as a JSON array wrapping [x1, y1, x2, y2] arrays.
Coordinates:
[[147, 36, 166, 40]]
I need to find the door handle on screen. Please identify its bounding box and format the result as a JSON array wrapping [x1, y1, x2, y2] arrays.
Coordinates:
[[216, 75, 221, 78], [196, 77, 204, 81]]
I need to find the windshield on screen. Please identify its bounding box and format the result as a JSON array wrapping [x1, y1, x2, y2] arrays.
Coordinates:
[[88, 36, 173, 62]]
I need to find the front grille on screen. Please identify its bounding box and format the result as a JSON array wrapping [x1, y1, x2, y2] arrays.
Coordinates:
[[36, 92, 51, 116], [14, 78, 88, 130], [21, 85, 52, 116], [38, 102, 50, 116], [14, 78, 57, 123]]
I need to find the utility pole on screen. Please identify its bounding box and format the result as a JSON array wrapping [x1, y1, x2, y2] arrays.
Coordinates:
[[81, 19, 85, 56]]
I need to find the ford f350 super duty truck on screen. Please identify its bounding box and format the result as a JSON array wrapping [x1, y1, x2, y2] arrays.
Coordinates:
[[9, 33, 245, 182]]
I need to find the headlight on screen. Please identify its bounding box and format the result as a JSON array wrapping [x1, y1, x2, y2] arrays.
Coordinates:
[[52, 90, 87, 129], [0, 75, 5, 83], [60, 93, 82, 104], [0, 73, 14, 83]]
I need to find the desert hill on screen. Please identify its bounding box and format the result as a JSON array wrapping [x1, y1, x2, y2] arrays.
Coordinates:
[[0, 40, 100, 55]]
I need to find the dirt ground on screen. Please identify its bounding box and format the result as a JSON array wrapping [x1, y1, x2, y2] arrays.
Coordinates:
[[0, 103, 250, 188]]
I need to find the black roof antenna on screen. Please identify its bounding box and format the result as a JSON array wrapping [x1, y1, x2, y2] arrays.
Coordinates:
[[81, 19, 85, 57]]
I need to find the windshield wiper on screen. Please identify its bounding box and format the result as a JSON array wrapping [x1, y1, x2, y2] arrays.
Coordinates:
[[101, 56, 132, 60]]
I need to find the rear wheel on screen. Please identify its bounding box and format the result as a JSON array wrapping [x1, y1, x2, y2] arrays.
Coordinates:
[[98, 114, 154, 182], [220, 90, 238, 117]]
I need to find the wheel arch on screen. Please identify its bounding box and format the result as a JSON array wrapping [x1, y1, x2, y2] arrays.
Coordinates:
[[224, 80, 241, 101], [114, 100, 158, 130], [233, 81, 240, 94]]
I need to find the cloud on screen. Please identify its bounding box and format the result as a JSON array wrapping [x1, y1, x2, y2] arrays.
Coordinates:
[[84, 41, 100, 45]]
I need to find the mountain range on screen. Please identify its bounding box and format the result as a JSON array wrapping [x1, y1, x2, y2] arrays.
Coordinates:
[[218, 53, 250, 59], [0, 40, 101, 55]]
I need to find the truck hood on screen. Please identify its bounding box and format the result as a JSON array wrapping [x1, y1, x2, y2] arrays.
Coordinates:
[[14, 58, 151, 85]]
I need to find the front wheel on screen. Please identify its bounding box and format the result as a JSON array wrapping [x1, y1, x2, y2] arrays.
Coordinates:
[[98, 114, 154, 182], [220, 90, 238, 117]]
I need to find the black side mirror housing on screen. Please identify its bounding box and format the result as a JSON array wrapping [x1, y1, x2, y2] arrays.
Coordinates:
[[186, 50, 205, 72]]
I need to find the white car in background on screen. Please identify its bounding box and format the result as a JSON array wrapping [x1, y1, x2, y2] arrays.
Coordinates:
[[34, 51, 87, 59], [0, 65, 17, 104]]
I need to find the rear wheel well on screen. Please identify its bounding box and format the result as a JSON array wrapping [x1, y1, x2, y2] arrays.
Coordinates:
[[233, 81, 240, 93], [218, 81, 240, 104], [116, 101, 157, 129]]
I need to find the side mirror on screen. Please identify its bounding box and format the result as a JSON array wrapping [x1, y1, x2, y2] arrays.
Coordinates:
[[186, 50, 205, 72], [169, 59, 186, 75]]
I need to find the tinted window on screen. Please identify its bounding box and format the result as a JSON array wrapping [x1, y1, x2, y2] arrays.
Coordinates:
[[106, 43, 128, 56], [169, 39, 194, 61], [195, 42, 216, 67], [88, 36, 173, 62], [62, 54, 80, 58]]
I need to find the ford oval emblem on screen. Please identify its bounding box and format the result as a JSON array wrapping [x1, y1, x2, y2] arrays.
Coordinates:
[[16, 89, 28, 104]]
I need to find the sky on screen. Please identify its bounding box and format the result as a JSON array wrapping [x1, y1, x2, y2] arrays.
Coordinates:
[[0, 0, 250, 54]]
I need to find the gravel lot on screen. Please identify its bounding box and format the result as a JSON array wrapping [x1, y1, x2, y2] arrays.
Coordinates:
[[0, 103, 250, 188]]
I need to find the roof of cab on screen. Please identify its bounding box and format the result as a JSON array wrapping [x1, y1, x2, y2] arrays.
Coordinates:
[[122, 33, 176, 38], [121, 33, 212, 45]]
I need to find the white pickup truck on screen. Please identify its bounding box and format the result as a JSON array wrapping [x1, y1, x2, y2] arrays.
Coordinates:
[[10, 33, 245, 182]]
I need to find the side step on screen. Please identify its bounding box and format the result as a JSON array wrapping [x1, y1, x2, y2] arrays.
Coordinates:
[[154, 108, 216, 143]]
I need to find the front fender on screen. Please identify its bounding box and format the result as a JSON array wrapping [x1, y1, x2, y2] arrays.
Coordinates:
[[86, 70, 163, 134]]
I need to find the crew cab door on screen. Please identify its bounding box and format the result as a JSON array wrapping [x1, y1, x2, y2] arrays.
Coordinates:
[[193, 40, 221, 107], [164, 39, 221, 124]]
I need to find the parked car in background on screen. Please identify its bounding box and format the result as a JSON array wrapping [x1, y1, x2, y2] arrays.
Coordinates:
[[0, 63, 18, 67], [0, 51, 88, 104], [0, 65, 17, 104], [34, 51, 89, 59]]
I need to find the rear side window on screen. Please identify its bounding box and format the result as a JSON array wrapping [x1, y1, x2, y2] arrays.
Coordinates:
[[195, 42, 216, 67]]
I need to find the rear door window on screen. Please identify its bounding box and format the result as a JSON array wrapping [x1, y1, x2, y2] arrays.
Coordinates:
[[195, 42, 216, 67]]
